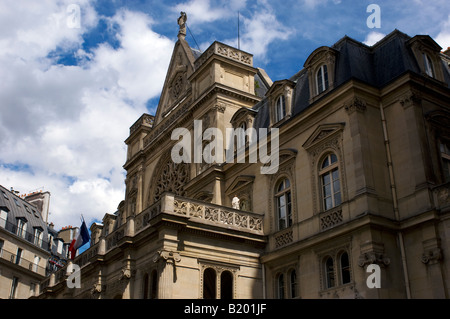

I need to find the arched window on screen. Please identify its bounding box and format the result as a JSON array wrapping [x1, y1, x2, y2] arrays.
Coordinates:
[[316, 64, 329, 94], [423, 53, 435, 78], [203, 268, 216, 299], [275, 95, 286, 122], [275, 178, 292, 230], [289, 269, 297, 298], [277, 273, 285, 299], [325, 257, 335, 289], [339, 252, 351, 284], [150, 269, 158, 299], [143, 273, 149, 299], [320, 153, 341, 211], [238, 122, 247, 147], [220, 271, 233, 299]]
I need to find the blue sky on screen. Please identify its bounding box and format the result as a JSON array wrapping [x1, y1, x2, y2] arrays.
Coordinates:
[[0, 0, 449, 234]]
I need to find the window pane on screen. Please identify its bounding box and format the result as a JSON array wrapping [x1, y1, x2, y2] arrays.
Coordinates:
[[322, 173, 331, 186], [317, 68, 323, 93], [330, 153, 337, 164], [332, 168, 339, 180], [323, 65, 329, 90], [325, 197, 333, 210], [285, 178, 290, 188], [323, 183, 331, 197], [333, 179, 340, 193], [334, 192, 342, 206], [340, 253, 351, 284], [321, 156, 329, 169], [278, 274, 285, 299], [325, 257, 335, 288]]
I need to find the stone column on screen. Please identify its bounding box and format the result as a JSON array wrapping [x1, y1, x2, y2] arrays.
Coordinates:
[[153, 250, 181, 299]]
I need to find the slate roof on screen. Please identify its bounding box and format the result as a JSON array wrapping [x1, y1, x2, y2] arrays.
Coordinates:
[[0, 184, 50, 251], [250, 29, 450, 131]]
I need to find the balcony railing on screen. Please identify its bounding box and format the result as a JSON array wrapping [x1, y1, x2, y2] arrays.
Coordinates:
[[0, 248, 47, 276], [0, 217, 51, 251], [136, 194, 264, 235]]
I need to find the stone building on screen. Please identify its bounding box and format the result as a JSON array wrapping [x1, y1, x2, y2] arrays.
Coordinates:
[[0, 185, 67, 298], [37, 16, 450, 299]]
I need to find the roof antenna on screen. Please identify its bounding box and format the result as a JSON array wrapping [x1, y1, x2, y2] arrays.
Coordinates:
[[238, 11, 240, 50], [187, 23, 202, 53]]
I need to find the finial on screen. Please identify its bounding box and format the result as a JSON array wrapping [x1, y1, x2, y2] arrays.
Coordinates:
[[177, 12, 187, 40]]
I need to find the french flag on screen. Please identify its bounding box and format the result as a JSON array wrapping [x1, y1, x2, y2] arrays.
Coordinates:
[[69, 220, 90, 260]]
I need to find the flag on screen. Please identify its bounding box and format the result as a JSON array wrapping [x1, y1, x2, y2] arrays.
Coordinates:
[[69, 220, 90, 260]]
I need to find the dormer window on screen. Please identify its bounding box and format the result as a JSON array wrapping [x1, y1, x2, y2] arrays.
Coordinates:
[[423, 53, 435, 78], [275, 95, 286, 122], [304, 46, 336, 102], [316, 64, 329, 94]]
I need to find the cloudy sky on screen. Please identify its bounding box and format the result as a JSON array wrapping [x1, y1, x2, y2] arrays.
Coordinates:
[[1, 0, 449, 231]]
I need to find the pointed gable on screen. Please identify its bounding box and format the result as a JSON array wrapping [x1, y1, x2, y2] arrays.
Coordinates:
[[153, 38, 197, 125]]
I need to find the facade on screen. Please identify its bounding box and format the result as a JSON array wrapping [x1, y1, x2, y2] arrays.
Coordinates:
[[0, 185, 67, 298], [37, 18, 450, 299]]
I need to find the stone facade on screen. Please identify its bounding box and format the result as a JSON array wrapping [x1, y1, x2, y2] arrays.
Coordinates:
[[37, 23, 450, 299]]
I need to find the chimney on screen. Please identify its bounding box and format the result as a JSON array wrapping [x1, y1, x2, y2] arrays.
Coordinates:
[[25, 191, 51, 223]]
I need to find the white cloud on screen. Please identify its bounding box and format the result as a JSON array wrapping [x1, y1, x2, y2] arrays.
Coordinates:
[[435, 15, 450, 50], [363, 31, 386, 46], [0, 3, 174, 229]]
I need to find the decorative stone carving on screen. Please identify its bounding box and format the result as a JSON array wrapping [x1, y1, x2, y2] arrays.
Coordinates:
[[275, 230, 293, 248], [400, 91, 422, 109], [344, 97, 367, 114], [153, 160, 189, 203], [232, 195, 240, 210], [357, 252, 390, 268], [173, 197, 263, 233], [177, 12, 187, 39], [320, 209, 343, 230], [421, 247, 442, 265]]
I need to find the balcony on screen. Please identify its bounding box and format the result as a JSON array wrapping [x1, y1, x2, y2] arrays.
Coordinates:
[[0, 247, 47, 277], [136, 194, 264, 235]]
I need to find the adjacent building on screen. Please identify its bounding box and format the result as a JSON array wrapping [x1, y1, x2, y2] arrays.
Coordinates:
[[0, 185, 67, 298], [37, 17, 450, 299]]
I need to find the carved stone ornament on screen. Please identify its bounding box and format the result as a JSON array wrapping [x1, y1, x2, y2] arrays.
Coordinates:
[[421, 247, 443, 265], [344, 97, 367, 114], [358, 252, 390, 268], [91, 282, 103, 296], [119, 267, 133, 281], [153, 250, 181, 264], [153, 159, 189, 203]]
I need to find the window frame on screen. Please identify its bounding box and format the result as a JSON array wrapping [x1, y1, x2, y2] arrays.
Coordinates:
[[423, 52, 435, 78], [439, 140, 450, 183], [275, 95, 286, 122], [319, 153, 342, 211], [316, 64, 329, 95], [275, 178, 292, 230]]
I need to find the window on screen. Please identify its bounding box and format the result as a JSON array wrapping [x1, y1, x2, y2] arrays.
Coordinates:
[[143, 274, 149, 299], [33, 255, 40, 273], [289, 269, 297, 298], [13, 198, 20, 207], [1, 190, 8, 199], [238, 122, 247, 148], [320, 153, 341, 211], [325, 256, 335, 288], [15, 248, 22, 265], [340, 252, 351, 284], [220, 271, 233, 300], [316, 64, 329, 94], [0, 239, 4, 258], [0, 209, 7, 228], [275, 95, 286, 122], [423, 53, 435, 78], [17, 219, 27, 238], [34, 228, 43, 247], [275, 178, 292, 230], [203, 268, 216, 299], [9, 277, 19, 299], [440, 141, 450, 182], [277, 274, 285, 299], [150, 269, 158, 299]]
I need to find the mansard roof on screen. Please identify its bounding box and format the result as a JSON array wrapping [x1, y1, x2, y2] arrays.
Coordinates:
[[250, 29, 450, 131]]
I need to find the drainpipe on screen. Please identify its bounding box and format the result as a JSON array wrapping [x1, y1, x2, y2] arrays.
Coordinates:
[[379, 101, 412, 299]]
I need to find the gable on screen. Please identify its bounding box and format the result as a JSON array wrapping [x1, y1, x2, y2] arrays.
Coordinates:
[[154, 39, 197, 125]]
